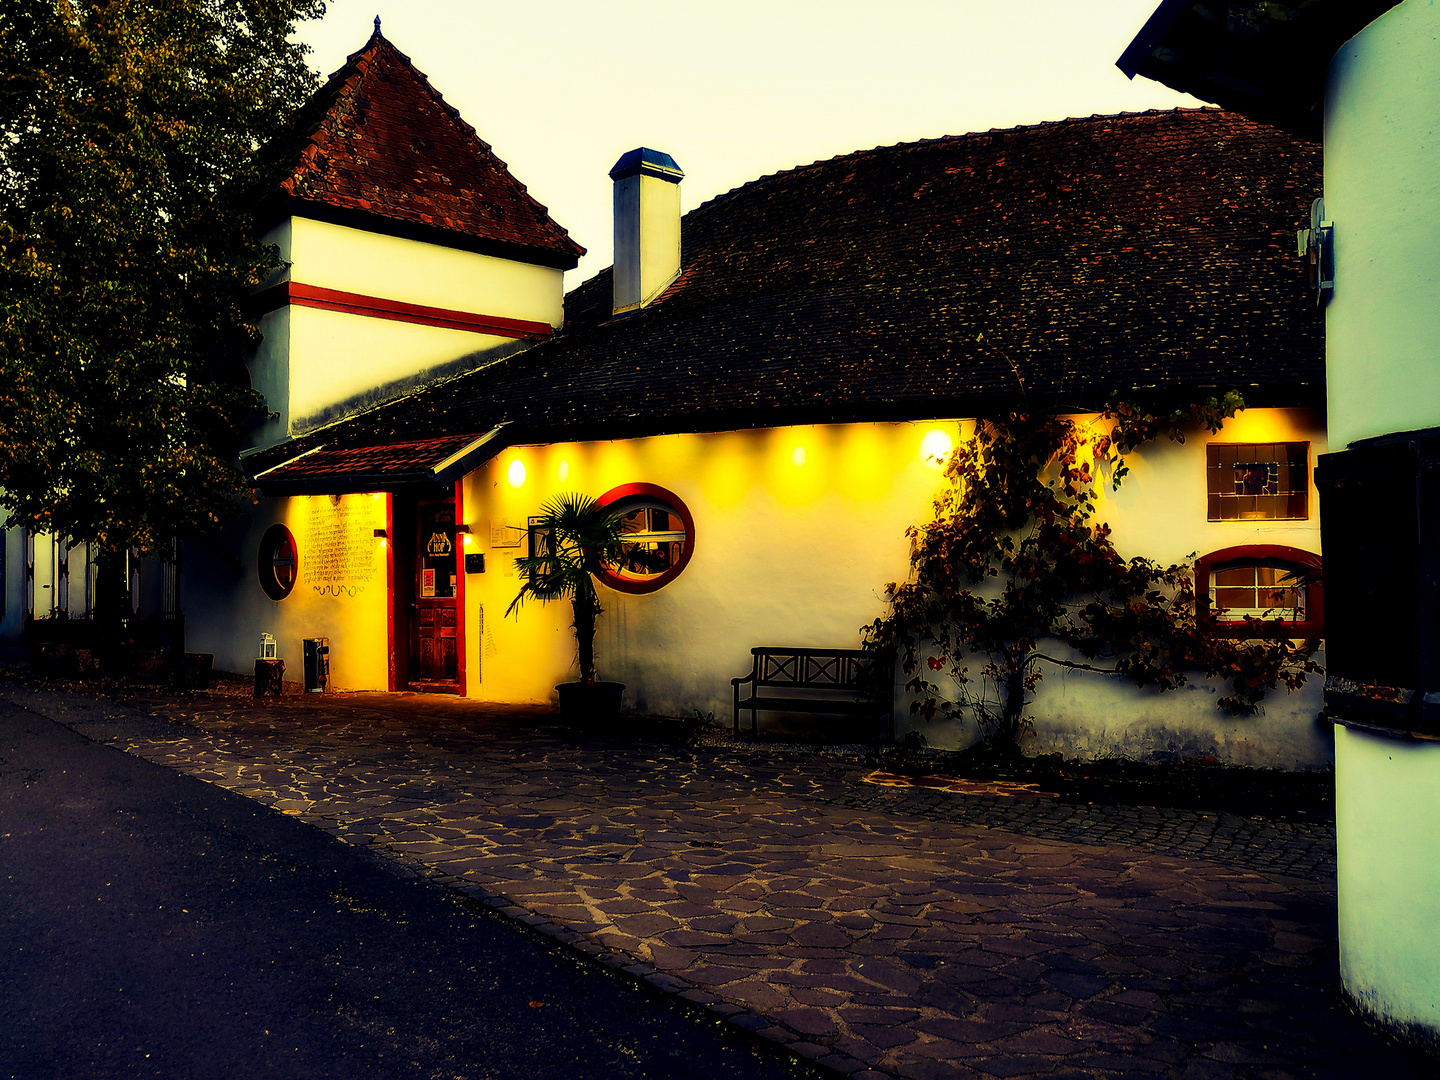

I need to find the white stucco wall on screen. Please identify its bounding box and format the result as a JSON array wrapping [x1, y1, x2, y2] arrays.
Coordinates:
[[184, 493, 390, 690], [248, 305, 291, 451], [1324, 0, 1440, 448], [459, 410, 1328, 766], [463, 423, 945, 715], [287, 217, 565, 323], [246, 216, 566, 448], [900, 409, 1330, 768], [284, 307, 523, 433], [188, 409, 1329, 765], [1100, 408, 1324, 562], [1324, 0, 1440, 1042], [1335, 724, 1440, 1045]]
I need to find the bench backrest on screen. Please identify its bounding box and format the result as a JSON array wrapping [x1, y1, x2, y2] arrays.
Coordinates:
[[750, 647, 874, 692]]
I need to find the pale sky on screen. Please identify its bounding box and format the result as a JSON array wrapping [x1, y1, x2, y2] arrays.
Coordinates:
[[295, 1, 1199, 287]]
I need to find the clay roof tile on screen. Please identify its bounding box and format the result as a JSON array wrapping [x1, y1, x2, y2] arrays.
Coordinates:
[[259, 28, 582, 268]]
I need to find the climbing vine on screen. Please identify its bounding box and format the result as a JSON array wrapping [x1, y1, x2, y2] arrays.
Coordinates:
[[862, 395, 1321, 749]]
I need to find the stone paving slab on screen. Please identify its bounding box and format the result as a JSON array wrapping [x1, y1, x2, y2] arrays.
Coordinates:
[[5, 682, 1432, 1080]]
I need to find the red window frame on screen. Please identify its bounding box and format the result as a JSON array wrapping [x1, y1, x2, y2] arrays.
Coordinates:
[[595, 483, 696, 595], [258, 524, 299, 601], [1194, 544, 1323, 638]]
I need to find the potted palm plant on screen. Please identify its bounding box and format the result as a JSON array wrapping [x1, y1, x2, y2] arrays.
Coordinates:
[[507, 492, 627, 727]]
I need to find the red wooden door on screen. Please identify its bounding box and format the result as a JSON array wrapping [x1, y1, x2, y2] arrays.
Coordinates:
[[409, 500, 460, 689]]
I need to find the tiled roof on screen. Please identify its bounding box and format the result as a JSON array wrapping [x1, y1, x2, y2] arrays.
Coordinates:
[[258, 27, 583, 268], [250, 109, 1323, 484], [253, 433, 491, 493]]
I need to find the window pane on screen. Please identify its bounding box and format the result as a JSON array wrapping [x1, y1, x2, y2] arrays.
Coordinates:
[[1207, 442, 1311, 520], [1215, 566, 1255, 587], [1215, 587, 1256, 609], [1211, 560, 1308, 620]]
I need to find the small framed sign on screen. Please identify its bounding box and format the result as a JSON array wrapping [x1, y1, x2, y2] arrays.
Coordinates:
[[421, 568, 436, 597]]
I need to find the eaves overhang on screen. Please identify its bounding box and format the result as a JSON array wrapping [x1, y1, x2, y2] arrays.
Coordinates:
[[1117, 0, 1402, 140], [258, 196, 583, 271], [250, 425, 511, 497]]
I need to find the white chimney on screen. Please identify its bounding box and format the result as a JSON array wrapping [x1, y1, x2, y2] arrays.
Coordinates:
[[610, 148, 683, 315]]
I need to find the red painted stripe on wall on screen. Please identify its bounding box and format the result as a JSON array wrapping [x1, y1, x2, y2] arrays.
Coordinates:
[[250, 281, 554, 340]]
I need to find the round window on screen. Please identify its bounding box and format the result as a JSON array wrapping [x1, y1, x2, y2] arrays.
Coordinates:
[[596, 483, 695, 594], [258, 524, 298, 601]]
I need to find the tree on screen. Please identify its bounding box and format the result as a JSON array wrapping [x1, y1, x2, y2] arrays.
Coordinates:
[[863, 399, 1322, 750], [0, 0, 324, 625], [507, 493, 626, 688]]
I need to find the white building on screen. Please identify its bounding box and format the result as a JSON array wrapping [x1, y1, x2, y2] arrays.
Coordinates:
[[183, 28, 1333, 770], [1123, 0, 1440, 1050]]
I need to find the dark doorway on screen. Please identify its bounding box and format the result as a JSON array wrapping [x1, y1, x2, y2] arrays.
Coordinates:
[[392, 487, 464, 694]]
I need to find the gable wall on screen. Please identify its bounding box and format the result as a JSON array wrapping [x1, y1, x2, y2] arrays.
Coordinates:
[[246, 216, 565, 450]]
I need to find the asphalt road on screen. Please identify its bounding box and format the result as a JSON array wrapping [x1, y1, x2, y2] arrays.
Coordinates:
[[0, 700, 822, 1080]]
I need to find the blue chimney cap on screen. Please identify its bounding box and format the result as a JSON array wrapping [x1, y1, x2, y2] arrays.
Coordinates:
[[609, 148, 684, 183]]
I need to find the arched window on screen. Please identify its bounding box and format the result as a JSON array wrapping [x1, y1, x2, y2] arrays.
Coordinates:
[[595, 483, 695, 594], [258, 524, 299, 601], [1195, 545, 1322, 638]]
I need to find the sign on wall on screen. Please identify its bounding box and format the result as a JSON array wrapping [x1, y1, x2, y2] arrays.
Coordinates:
[[304, 495, 386, 598]]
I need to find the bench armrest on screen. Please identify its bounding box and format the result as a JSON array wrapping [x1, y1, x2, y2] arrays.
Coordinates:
[[731, 673, 756, 687]]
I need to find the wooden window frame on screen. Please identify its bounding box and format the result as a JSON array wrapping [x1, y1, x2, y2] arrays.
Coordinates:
[[1206, 442, 1310, 521], [1195, 544, 1323, 638]]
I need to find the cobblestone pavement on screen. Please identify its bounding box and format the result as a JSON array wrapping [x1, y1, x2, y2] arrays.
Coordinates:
[[8, 681, 1431, 1080]]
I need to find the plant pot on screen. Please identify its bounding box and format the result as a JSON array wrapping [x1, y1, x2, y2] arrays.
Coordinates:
[[556, 681, 625, 729]]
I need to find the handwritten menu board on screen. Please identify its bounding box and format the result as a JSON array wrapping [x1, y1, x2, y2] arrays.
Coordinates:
[[305, 495, 384, 598]]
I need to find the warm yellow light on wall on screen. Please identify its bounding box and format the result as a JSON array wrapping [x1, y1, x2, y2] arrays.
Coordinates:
[[920, 429, 954, 468], [791, 445, 807, 467], [507, 459, 527, 487], [557, 460, 570, 483]]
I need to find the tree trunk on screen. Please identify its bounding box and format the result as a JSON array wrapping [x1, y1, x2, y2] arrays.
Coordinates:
[[1000, 656, 1029, 753], [91, 547, 131, 672], [572, 583, 599, 687]]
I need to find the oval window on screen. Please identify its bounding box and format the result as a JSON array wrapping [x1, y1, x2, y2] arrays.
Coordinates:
[[596, 483, 695, 594], [258, 524, 298, 600]]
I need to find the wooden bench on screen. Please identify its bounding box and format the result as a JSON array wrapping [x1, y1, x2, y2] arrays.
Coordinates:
[[731, 647, 891, 740]]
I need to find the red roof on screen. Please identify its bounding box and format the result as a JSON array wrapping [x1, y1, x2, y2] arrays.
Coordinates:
[[263, 28, 583, 268], [253, 433, 495, 493], [249, 109, 1324, 489]]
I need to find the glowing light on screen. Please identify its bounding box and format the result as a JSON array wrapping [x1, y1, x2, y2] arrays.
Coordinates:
[[557, 460, 570, 483], [462, 532, 474, 546], [507, 459, 527, 487], [920, 429, 954, 468], [790, 445, 807, 467]]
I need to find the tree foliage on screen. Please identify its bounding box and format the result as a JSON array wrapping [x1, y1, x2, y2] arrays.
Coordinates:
[[0, 0, 323, 558], [863, 397, 1322, 749], [507, 493, 626, 688]]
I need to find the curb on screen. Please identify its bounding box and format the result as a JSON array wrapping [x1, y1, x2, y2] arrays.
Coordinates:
[[392, 855, 882, 1078]]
